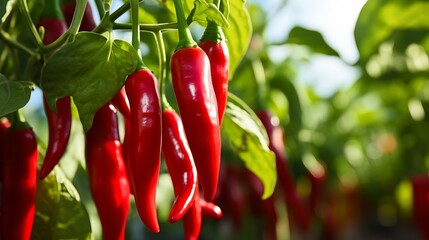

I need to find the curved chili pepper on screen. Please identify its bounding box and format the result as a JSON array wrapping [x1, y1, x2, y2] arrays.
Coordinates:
[[112, 87, 131, 119], [37, 6, 71, 180], [62, 0, 96, 31], [170, 46, 221, 201], [308, 166, 326, 215], [183, 186, 202, 240], [125, 68, 161, 233], [411, 174, 429, 240], [162, 109, 197, 223], [257, 110, 311, 231], [1, 118, 38, 240], [199, 22, 229, 124], [199, 196, 223, 219], [85, 103, 130, 240]]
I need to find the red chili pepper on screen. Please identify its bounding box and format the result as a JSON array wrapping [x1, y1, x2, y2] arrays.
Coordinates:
[[257, 110, 311, 231], [85, 103, 130, 240], [308, 166, 326, 215], [199, 22, 229, 124], [183, 186, 202, 240], [217, 164, 246, 229], [37, 5, 71, 180], [170, 46, 221, 201], [411, 174, 429, 240], [1, 116, 38, 240], [245, 169, 278, 240], [125, 68, 161, 233], [199, 196, 223, 219], [162, 109, 198, 223], [62, 0, 96, 31], [122, 118, 134, 194], [112, 87, 131, 119]]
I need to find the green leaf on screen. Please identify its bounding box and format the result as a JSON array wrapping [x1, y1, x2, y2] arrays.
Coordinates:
[[285, 26, 339, 56], [0, 74, 35, 117], [32, 167, 92, 240], [190, 0, 229, 28], [355, 0, 429, 62], [222, 93, 276, 199], [41, 32, 139, 131], [223, 0, 252, 78]]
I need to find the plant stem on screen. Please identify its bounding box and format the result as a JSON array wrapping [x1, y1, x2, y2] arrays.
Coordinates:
[[0, 30, 36, 56], [110, 1, 130, 22], [130, 0, 145, 69], [250, 58, 267, 109], [17, 0, 43, 50], [154, 31, 171, 110], [173, 0, 196, 49], [95, 0, 105, 20], [113, 22, 178, 32]]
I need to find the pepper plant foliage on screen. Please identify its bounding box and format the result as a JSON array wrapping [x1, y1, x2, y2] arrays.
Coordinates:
[[0, 0, 275, 238]]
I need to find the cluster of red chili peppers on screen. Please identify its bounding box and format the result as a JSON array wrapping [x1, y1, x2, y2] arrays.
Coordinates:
[[0, 0, 228, 239]]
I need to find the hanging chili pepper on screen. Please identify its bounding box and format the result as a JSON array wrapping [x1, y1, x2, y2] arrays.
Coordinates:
[[62, 0, 96, 31], [85, 103, 130, 240], [257, 110, 311, 231], [112, 87, 131, 119], [245, 169, 278, 240], [308, 166, 326, 215], [125, 68, 161, 233], [171, 0, 221, 201], [183, 186, 202, 240], [162, 109, 198, 223], [199, 195, 223, 219], [38, 1, 71, 180], [199, 21, 229, 124], [1, 112, 38, 240]]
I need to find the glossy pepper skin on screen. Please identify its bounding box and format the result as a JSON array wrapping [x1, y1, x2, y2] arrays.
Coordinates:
[[37, 15, 71, 180], [257, 110, 311, 231], [1, 125, 38, 240], [170, 46, 221, 201], [125, 69, 161, 233], [199, 22, 230, 124], [162, 109, 197, 223], [85, 103, 130, 240], [183, 187, 202, 240]]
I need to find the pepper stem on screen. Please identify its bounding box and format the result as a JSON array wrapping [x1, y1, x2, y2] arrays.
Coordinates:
[[130, 0, 145, 69], [173, 0, 197, 50], [154, 31, 172, 110], [9, 110, 29, 130]]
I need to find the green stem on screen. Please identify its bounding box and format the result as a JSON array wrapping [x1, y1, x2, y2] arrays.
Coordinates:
[[9, 109, 29, 130], [130, 0, 145, 69], [104, 0, 113, 12], [173, 0, 196, 49], [213, 0, 221, 8], [17, 0, 43, 50], [110, 1, 130, 22], [113, 22, 178, 32], [95, 0, 105, 20], [0, 30, 37, 56], [154, 31, 171, 110]]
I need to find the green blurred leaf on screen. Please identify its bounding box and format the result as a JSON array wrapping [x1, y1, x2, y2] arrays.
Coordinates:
[[285, 26, 339, 56], [355, 0, 429, 62], [190, 0, 229, 28], [222, 93, 276, 199], [32, 167, 91, 240], [40, 32, 138, 132], [223, 0, 252, 78], [0, 74, 35, 117]]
